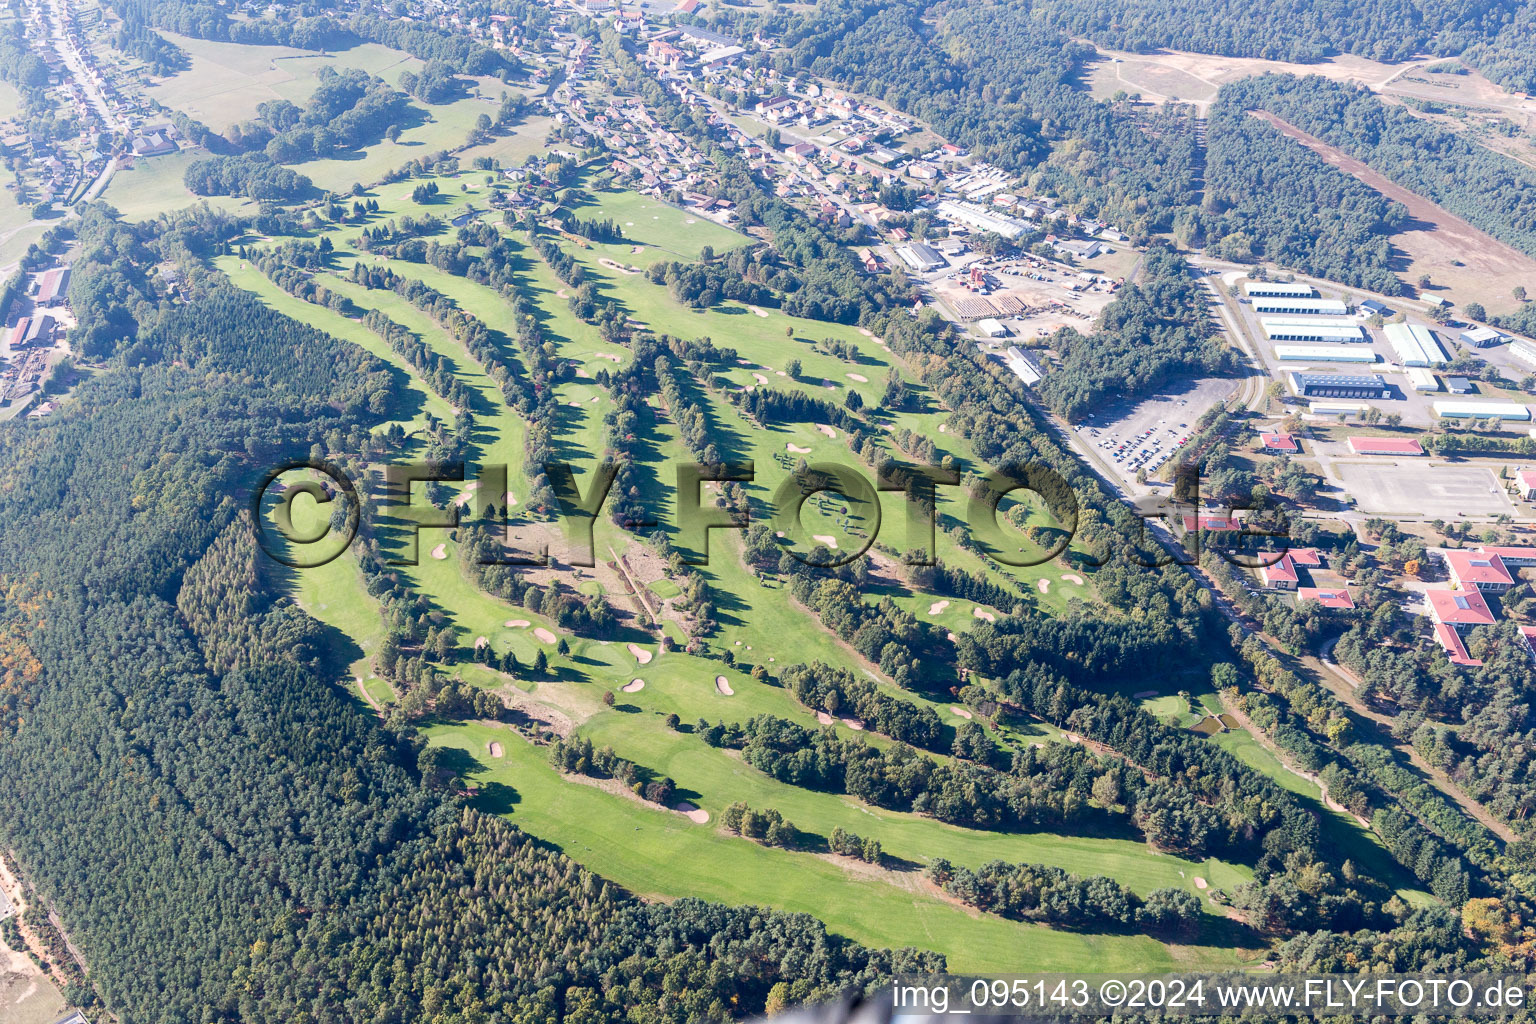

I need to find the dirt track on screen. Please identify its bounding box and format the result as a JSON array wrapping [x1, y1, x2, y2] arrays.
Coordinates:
[[1253, 111, 1536, 311]]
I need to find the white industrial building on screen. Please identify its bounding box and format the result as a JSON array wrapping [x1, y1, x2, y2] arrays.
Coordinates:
[[936, 199, 1029, 239], [1405, 367, 1440, 392], [1512, 338, 1536, 368], [1260, 317, 1365, 342], [1242, 280, 1316, 299], [1309, 401, 1373, 417], [975, 318, 1009, 338], [1273, 344, 1377, 363], [1433, 400, 1532, 421], [1004, 345, 1043, 385], [896, 243, 946, 272], [1252, 297, 1350, 315], [1461, 327, 1504, 348], [1383, 322, 1446, 367]]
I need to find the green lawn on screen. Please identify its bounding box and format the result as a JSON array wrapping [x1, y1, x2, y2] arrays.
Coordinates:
[[102, 151, 253, 222], [428, 719, 1257, 973], [218, 177, 1284, 973]]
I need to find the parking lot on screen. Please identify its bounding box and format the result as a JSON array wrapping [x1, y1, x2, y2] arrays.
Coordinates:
[[1072, 376, 1239, 486], [1335, 461, 1516, 517]]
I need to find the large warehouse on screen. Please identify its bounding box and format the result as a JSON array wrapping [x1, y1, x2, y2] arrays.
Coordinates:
[[1260, 317, 1365, 342], [896, 243, 946, 272], [1433, 400, 1532, 421], [1288, 371, 1390, 399], [1242, 280, 1315, 299], [1252, 297, 1350, 315], [1273, 345, 1377, 363], [1383, 322, 1447, 367]]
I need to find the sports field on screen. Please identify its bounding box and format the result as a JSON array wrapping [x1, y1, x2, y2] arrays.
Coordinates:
[[226, 167, 1416, 970]]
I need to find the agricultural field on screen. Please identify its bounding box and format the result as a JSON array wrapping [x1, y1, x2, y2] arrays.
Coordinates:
[[219, 165, 1425, 972]]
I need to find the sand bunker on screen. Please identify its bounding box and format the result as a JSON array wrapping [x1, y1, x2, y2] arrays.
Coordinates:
[[675, 801, 709, 824], [474, 636, 488, 649], [505, 619, 530, 628], [817, 711, 834, 725], [556, 288, 569, 298], [595, 352, 622, 362], [753, 372, 769, 384], [631, 245, 645, 254], [489, 741, 504, 758], [589, 395, 600, 403], [1037, 579, 1050, 594], [816, 424, 836, 438], [938, 423, 947, 433], [504, 492, 518, 507], [567, 400, 581, 407], [715, 675, 734, 696], [628, 643, 653, 665], [858, 328, 873, 337], [845, 372, 868, 383], [812, 535, 839, 549], [785, 443, 812, 453], [1132, 690, 1159, 699], [1194, 877, 1208, 890], [430, 543, 448, 560], [841, 717, 865, 731], [534, 627, 557, 644], [575, 366, 591, 378], [950, 706, 973, 719], [946, 631, 959, 642], [748, 305, 769, 317], [622, 678, 645, 693], [928, 599, 950, 615], [1062, 573, 1084, 585], [775, 370, 786, 377], [598, 257, 641, 275], [973, 607, 996, 622]]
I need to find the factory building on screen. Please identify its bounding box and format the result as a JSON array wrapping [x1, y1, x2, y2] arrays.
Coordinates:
[[935, 199, 1029, 239], [895, 243, 946, 272], [1288, 372, 1389, 399], [1251, 297, 1350, 315], [1404, 366, 1440, 392], [1460, 326, 1505, 348], [1273, 345, 1377, 363], [1383, 322, 1446, 367], [1242, 280, 1315, 299], [1433, 400, 1532, 421], [1512, 338, 1536, 369], [1260, 317, 1365, 342]]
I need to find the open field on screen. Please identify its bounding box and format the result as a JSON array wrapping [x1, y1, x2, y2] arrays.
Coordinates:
[[1081, 45, 1408, 108], [147, 34, 415, 131], [102, 151, 253, 222], [1335, 460, 1516, 517]]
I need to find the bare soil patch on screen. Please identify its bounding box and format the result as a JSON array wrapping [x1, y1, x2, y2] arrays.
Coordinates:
[[1254, 111, 1536, 313]]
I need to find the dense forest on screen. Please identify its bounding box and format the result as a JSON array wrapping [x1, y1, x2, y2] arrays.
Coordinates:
[[1220, 75, 1536, 259], [1020, 0, 1536, 94], [1037, 246, 1238, 420], [1200, 90, 1408, 293]]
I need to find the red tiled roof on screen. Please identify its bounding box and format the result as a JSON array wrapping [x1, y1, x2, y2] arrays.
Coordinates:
[[1298, 587, 1353, 609], [1516, 469, 1536, 490], [1182, 515, 1239, 532], [1288, 548, 1323, 567], [1433, 622, 1483, 666], [1261, 553, 1298, 584], [1445, 550, 1515, 588], [1259, 432, 1299, 452], [1426, 588, 1496, 627], [1477, 546, 1536, 566], [1347, 436, 1425, 456]]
